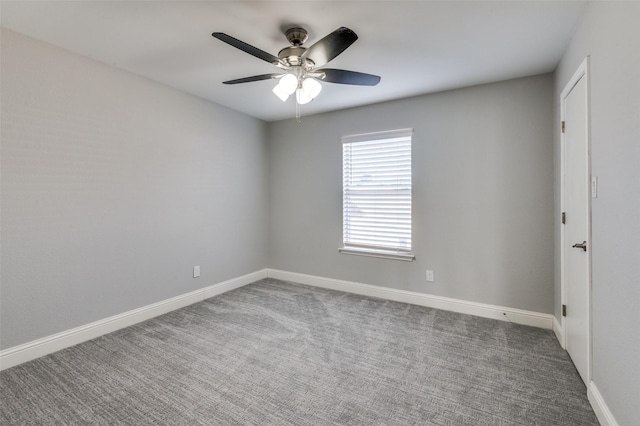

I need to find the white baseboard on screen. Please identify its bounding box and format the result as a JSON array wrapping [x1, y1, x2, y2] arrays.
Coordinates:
[[588, 381, 619, 426], [0, 269, 268, 371], [553, 315, 565, 349], [267, 269, 553, 329]]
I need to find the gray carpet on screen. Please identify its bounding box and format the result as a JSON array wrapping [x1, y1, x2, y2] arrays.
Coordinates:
[[1, 278, 598, 425]]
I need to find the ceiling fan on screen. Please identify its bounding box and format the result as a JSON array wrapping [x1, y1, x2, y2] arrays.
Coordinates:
[[212, 26, 381, 119]]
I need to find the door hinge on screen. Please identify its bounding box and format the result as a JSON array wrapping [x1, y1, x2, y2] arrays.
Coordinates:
[[562, 304, 567, 317], [562, 212, 566, 224], [562, 121, 566, 133]]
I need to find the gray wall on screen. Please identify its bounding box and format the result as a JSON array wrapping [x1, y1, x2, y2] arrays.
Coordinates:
[[268, 74, 555, 314], [553, 3, 640, 424], [0, 29, 269, 350]]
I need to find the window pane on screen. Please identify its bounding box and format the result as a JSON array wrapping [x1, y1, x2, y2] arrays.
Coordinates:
[[342, 129, 412, 253]]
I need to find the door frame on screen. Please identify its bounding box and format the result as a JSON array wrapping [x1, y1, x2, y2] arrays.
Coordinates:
[[560, 56, 592, 383]]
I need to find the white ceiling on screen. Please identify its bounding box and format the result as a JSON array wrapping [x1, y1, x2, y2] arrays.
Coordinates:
[[1, 1, 586, 122]]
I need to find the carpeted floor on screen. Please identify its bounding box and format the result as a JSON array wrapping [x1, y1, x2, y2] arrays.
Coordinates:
[[1, 278, 598, 425]]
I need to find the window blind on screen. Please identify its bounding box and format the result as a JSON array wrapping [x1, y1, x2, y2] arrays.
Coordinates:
[[342, 129, 413, 257]]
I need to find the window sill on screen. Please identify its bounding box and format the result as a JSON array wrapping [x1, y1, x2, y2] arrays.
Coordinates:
[[339, 247, 415, 262]]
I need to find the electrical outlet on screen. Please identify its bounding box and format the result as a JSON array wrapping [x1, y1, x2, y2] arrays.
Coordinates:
[[193, 266, 200, 278], [426, 270, 434, 282]]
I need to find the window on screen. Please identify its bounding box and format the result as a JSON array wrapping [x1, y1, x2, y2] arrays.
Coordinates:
[[340, 128, 414, 261]]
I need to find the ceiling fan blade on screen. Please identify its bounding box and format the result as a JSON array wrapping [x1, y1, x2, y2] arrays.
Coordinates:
[[320, 69, 381, 86], [222, 74, 281, 84], [301, 27, 358, 67], [212, 32, 282, 66]]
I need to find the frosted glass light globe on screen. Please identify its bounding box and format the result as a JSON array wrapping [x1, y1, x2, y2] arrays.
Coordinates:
[[272, 84, 289, 102], [278, 73, 298, 95], [296, 88, 312, 105], [302, 78, 322, 99]]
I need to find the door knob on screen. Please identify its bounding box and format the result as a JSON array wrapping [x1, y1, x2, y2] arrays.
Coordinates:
[[572, 241, 587, 252]]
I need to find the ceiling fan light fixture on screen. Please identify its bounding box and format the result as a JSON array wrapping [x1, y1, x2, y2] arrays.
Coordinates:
[[302, 78, 322, 99], [272, 84, 290, 102], [278, 73, 298, 95]]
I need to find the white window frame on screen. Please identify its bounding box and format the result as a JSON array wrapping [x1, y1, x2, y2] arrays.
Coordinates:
[[340, 128, 414, 261]]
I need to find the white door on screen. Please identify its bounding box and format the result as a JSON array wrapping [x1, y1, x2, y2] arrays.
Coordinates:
[[561, 59, 591, 385]]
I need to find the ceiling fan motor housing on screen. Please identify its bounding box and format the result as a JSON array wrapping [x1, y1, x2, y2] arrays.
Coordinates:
[[278, 46, 314, 68], [279, 28, 315, 68]]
